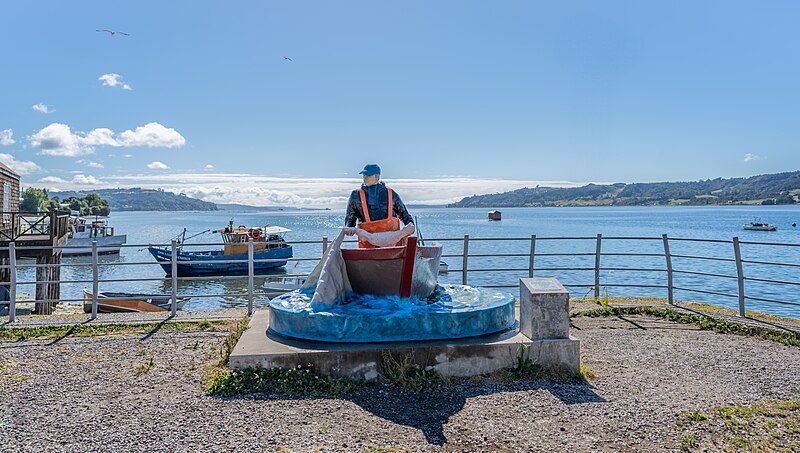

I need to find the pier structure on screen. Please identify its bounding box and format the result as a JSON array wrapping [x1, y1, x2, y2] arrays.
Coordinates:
[[1, 211, 70, 315]]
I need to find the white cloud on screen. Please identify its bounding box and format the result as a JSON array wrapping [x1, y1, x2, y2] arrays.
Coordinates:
[[76, 159, 104, 168], [123, 154, 133, 158], [0, 129, 14, 146], [147, 161, 169, 170], [98, 73, 132, 90], [117, 123, 185, 148], [72, 174, 104, 185], [32, 103, 54, 114], [87, 173, 588, 207], [0, 153, 41, 174], [204, 164, 214, 170], [743, 153, 764, 162], [29, 122, 186, 156], [39, 176, 67, 183]]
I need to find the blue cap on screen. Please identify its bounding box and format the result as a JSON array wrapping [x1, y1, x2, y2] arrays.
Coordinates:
[[359, 164, 381, 176]]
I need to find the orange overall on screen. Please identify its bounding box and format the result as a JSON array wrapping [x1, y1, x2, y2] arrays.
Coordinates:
[[357, 187, 402, 248]]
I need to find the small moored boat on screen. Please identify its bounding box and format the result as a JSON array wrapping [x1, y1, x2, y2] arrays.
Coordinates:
[[743, 219, 777, 231], [147, 221, 293, 276], [63, 216, 127, 256], [263, 276, 307, 298], [82, 289, 189, 313]]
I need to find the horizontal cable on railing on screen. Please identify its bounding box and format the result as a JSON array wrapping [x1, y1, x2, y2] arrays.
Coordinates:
[[534, 253, 595, 257], [467, 268, 529, 273], [669, 253, 737, 263], [740, 259, 800, 268], [601, 283, 668, 289], [738, 240, 800, 247], [670, 237, 734, 244], [673, 286, 738, 298], [600, 252, 666, 257], [743, 295, 800, 308], [601, 267, 666, 272], [468, 253, 531, 258], [672, 269, 738, 279], [743, 276, 800, 286], [601, 236, 663, 241], [531, 267, 594, 271]]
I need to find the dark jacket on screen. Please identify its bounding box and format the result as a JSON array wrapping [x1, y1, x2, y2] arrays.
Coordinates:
[[345, 182, 414, 227]]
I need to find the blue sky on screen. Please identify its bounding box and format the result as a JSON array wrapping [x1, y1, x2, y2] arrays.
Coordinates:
[[1, 1, 799, 206]]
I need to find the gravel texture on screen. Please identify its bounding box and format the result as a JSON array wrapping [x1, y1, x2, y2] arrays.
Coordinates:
[[1, 309, 799, 452]]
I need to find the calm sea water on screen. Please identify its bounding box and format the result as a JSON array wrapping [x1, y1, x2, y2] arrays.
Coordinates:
[[13, 206, 800, 318]]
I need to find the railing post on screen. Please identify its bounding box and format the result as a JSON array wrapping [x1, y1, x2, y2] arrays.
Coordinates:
[[322, 235, 329, 256], [8, 242, 17, 323], [170, 240, 178, 316], [528, 234, 536, 278], [662, 234, 674, 305], [733, 236, 746, 317], [594, 233, 602, 299], [462, 234, 469, 285], [91, 240, 99, 320], [247, 238, 254, 316]]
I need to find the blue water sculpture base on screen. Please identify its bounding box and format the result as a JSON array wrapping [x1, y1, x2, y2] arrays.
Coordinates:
[[268, 284, 516, 343]]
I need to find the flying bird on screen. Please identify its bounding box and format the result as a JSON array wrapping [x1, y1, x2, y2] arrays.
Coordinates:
[[283, 56, 293, 61], [96, 29, 130, 37]]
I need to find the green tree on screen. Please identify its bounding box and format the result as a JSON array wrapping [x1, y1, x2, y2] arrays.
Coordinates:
[[19, 188, 50, 212]]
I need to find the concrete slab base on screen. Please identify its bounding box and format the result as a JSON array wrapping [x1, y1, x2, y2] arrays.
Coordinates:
[[230, 310, 580, 380]]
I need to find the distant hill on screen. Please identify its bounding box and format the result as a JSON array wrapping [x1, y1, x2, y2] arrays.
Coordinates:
[[448, 171, 800, 208], [53, 188, 218, 211]]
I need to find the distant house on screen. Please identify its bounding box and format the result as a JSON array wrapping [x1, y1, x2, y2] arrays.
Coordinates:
[[0, 161, 20, 226], [488, 210, 502, 221]]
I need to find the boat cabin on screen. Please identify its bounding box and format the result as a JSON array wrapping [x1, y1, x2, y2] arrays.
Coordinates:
[[215, 221, 290, 255], [68, 217, 116, 239], [488, 210, 502, 221]]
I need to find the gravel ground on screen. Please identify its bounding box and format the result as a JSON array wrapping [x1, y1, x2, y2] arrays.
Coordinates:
[[1, 311, 799, 452]]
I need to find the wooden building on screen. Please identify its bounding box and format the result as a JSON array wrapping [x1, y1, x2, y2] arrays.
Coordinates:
[[488, 210, 502, 221], [0, 161, 69, 315]]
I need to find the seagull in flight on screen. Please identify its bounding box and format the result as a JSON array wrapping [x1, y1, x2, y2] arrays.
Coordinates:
[[283, 56, 293, 61], [96, 29, 130, 37]]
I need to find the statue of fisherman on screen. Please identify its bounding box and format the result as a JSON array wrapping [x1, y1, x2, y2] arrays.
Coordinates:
[[345, 164, 415, 248]]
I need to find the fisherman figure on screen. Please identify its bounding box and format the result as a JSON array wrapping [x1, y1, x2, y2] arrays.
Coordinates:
[[345, 164, 415, 248]]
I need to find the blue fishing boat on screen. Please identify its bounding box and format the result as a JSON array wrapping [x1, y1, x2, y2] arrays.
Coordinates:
[[148, 222, 293, 276]]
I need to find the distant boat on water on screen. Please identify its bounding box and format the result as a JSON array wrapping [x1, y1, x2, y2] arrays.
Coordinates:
[[743, 219, 777, 231], [82, 289, 189, 313], [147, 221, 293, 276], [63, 216, 127, 256]]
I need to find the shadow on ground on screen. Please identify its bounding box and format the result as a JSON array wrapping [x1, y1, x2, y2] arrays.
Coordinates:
[[235, 380, 605, 446]]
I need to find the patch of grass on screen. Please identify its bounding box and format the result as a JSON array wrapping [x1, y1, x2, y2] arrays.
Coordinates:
[[212, 317, 249, 368], [679, 399, 800, 451], [0, 359, 29, 387], [501, 348, 589, 383], [572, 306, 800, 347], [0, 320, 229, 341], [679, 433, 697, 451], [381, 351, 448, 390], [319, 423, 330, 434], [364, 447, 411, 453], [204, 365, 369, 397], [682, 411, 708, 422], [133, 357, 156, 376]]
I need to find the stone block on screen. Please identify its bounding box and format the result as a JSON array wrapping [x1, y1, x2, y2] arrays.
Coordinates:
[[519, 278, 570, 340]]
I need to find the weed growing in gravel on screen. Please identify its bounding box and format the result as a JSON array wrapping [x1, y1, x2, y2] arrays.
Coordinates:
[[212, 317, 249, 368], [678, 434, 698, 451], [678, 399, 800, 451], [0, 320, 228, 341], [502, 347, 594, 382], [364, 447, 412, 453], [572, 306, 800, 347], [184, 340, 201, 350], [381, 351, 448, 390], [319, 423, 330, 434], [204, 365, 369, 397], [0, 359, 30, 387], [134, 357, 156, 376]]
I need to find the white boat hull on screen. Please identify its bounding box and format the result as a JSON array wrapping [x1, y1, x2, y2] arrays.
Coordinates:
[[62, 235, 128, 256]]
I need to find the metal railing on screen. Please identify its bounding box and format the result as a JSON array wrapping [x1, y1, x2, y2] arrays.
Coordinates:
[[1, 234, 799, 323]]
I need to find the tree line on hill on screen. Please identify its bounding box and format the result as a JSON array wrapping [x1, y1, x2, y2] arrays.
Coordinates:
[[21, 187, 218, 213], [449, 170, 800, 208], [20, 188, 111, 216]]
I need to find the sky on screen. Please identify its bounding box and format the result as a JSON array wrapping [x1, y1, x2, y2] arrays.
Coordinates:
[[1, 1, 799, 207]]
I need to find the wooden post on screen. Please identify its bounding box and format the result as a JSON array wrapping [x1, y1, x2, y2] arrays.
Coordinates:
[[34, 252, 61, 315]]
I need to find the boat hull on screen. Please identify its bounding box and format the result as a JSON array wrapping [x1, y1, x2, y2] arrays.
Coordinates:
[[148, 245, 293, 276], [82, 290, 189, 313], [62, 235, 128, 256], [341, 243, 442, 297]]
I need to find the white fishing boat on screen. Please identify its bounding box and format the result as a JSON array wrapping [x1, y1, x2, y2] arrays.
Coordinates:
[[263, 276, 307, 298], [743, 219, 777, 231], [63, 216, 127, 256]]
